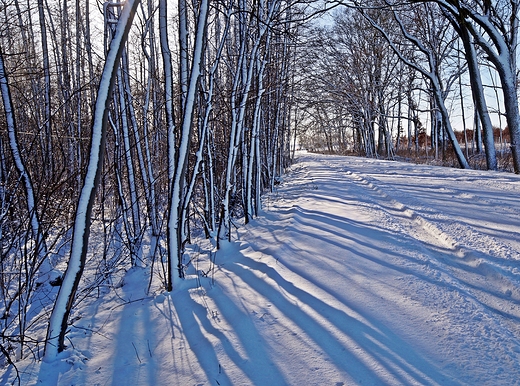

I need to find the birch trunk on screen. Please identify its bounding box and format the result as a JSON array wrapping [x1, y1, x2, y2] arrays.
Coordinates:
[[449, 14, 497, 169], [167, 0, 209, 289], [37, 0, 54, 176], [141, 0, 161, 257], [0, 47, 48, 264], [159, 0, 176, 182], [178, 0, 189, 109], [220, 0, 278, 241], [44, 0, 140, 361], [247, 55, 268, 219], [181, 9, 230, 239], [116, 66, 142, 265]]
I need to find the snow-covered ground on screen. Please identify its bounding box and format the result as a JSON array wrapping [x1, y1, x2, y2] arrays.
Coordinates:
[[5, 151, 520, 385]]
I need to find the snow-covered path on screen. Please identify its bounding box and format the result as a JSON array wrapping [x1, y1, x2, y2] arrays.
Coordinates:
[[18, 152, 520, 385], [215, 152, 520, 385]]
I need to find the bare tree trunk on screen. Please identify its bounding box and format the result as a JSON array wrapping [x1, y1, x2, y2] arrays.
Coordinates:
[[361, 7, 469, 168], [178, 0, 189, 109], [140, 0, 161, 261], [167, 0, 209, 288], [117, 58, 143, 265], [220, 0, 278, 241], [452, 15, 496, 169], [44, 0, 140, 361], [0, 46, 50, 358], [38, 0, 54, 176], [434, 0, 519, 171], [246, 38, 269, 221], [1, 44, 49, 252]]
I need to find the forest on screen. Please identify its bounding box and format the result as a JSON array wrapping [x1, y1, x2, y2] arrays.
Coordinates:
[[1, 0, 520, 372]]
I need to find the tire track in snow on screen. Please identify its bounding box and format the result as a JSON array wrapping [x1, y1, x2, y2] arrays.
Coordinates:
[[314, 157, 520, 337], [304, 155, 520, 382], [247, 153, 520, 383], [342, 168, 459, 253]]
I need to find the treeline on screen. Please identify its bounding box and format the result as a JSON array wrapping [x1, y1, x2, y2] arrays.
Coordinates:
[[297, 0, 520, 172], [0, 0, 303, 362]]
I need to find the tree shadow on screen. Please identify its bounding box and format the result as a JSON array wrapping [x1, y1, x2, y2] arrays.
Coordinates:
[[108, 268, 158, 386], [151, 279, 289, 385], [267, 204, 520, 324], [220, 250, 458, 385]]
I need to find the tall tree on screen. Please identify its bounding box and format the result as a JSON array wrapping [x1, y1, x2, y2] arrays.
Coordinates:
[[422, 0, 520, 172], [0, 47, 47, 264], [220, 0, 280, 242], [359, 2, 470, 168], [448, 11, 497, 170], [37, 0, 54, 176], [167, 0, 210, 288], [44, 0, 140, 361]]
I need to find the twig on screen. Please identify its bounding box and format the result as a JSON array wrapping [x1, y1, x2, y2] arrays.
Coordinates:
[[132, 342, 141, 363], [65, 335, 75, 350], [0, 343, 20, 386], [71, 324, 113, 341], [147, 340, 152, 358], [110, 296, 154, 309]]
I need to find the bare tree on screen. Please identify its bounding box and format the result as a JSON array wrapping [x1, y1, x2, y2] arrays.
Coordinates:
[[447, 10, 497, 169], [44, 0, 140, 361], [219, 0, 281, 243], [422, 0, 520, 172], [167, 0, 210, 288], [37, 0, 54, 176], [356, 2, 470, 168]]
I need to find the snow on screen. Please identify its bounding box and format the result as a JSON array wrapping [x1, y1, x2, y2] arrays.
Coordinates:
[[4, 151, 520, 385]]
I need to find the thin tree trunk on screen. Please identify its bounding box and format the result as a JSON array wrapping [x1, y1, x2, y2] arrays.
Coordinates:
[[159, 0, 176, 183], [141, 0, 161, 259], [44, 0, 139, 361], [455, 17, 496, 169], [167, 0, 209, 288], [178, 0, 189, 109], [38, 0, 54, 176], [115, 66, 142, 265], [220, 0, 277, 241], [0, 47, 47, 266]]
